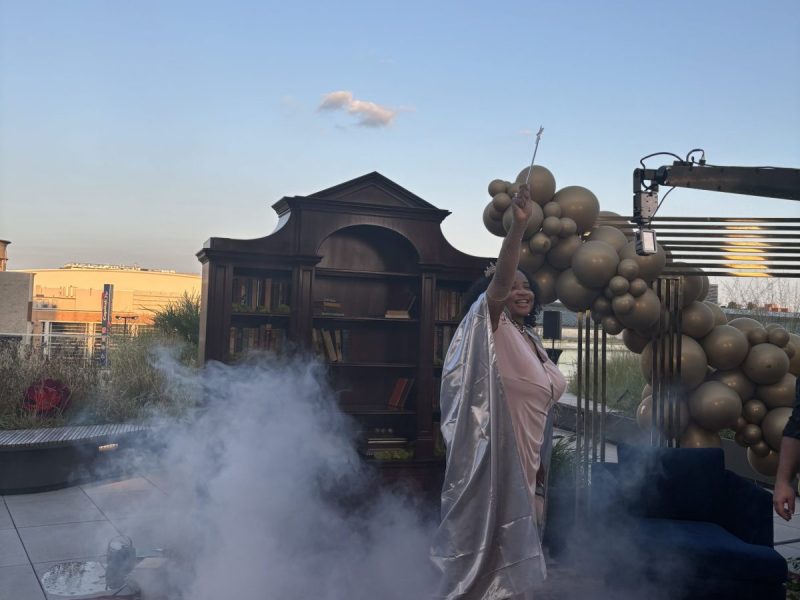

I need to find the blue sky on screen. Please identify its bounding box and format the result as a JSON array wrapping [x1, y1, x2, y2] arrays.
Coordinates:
[[1, 0, 798, 273]]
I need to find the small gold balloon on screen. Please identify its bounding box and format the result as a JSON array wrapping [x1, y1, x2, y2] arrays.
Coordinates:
[[602, 315, 624, 335], [762, 407, 792, 452], [704, 301, 727, 327], [740, 423, 763, 445], [612, 294, 636, 315], [750, 440, 771, 458], [559, 217, 577, 237], [681, 301, 715, 339], [748, 328, 769, 346], [785, 342, 796, 359], [483, 203, 506, 237], [709, 369, 755, 402], [768, 327, 790, 348], [743, 343, 791, 385], [628, 278, 649, 297], [617, 258, 640, 281], [491, 192, 512, 212], [546, 235, 581, 270], [734, 431, 748, 447], [507, 182, 522, 197], [789, 333, 800, 376], [529, 231, 551, 254], [488, 179, 508, 196], [623, 328, 650, 354], [542, 201, 562, 218], [679, 422, 721, 449], [757, 373, 797, 409], [734, 415, 748, 431]]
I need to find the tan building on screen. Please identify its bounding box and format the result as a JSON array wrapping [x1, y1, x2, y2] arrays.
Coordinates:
[[5, 262, 200, 358]]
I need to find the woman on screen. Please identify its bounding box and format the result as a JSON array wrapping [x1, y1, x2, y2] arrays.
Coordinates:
[[431, 184, 567, 600]]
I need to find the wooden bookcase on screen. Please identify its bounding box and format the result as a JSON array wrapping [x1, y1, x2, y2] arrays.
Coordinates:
[[197, 172, 488, 487]]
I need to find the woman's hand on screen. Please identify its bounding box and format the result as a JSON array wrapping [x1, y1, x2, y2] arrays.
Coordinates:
[[511, 183, 533, 227]]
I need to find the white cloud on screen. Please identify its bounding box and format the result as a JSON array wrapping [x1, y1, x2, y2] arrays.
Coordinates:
[[317, 90, 400, 128]]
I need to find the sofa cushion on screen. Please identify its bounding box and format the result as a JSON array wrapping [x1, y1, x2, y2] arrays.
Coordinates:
[[616, 444, 725, 521], [630, 518, 787, 584]]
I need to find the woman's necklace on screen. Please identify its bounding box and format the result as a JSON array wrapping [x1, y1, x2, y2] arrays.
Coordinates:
[[510, 317, 527, 335]]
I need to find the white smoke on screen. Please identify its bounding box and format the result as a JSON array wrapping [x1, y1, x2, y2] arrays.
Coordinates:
[[118, 351, 438, 599]]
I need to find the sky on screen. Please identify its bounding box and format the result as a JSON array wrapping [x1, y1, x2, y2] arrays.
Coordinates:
[[1, 0, 798, 274]]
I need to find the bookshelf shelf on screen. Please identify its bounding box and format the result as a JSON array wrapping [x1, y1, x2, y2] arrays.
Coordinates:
[[198, 172, 488, 491]]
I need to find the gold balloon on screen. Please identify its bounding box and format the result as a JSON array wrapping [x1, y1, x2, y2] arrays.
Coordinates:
[[727, 317, 764, 337], [741, 423, 763, 445], [623, 328, 650, 354], [681, 301, 715, 339], [785, 342, 796, 359], [541, 215, 563, 236], [503, 204, 544, 239], [617, 289, 662, 332], [516, 165, 557, 206], [608, 276, 630, 296], [586, 225, 628, 253], [529, 231, 551, 254], [612, 293, 635, 315], [750, 441, 771, 458], [704, 301, 727, 327], [628, 278, 648, 297], [641, 335, 708, 390], [572, 241, 620, 290], [491, 192, 512, 212], [602, 315, 624, 335], [768, 327, 790, 348], [679, 422, 721, 448], [507, 182, 522, 197], [747, 447, 779, 476], [789, 334, 800, 376], [546, 235, 581, 271], [734, 415, 748, 431], [518, 245, 546, 276], [488, 179, 507, 196], [637, 395, 690, 437], [552, 186, 600, 233], [701, 325, 750, 371], [619, 241, 667, 282], [483, 203, 506, 237], [555, 268, 601, 312], [542, 201, 562, 218], [688, 381, 742, 431], [592, 295, 613, 316], [559, 217, 577, 237], [617, 258, 640, 281], [748, 328, 769, 346], [709, 369, 755, 402], [743, 343, 791, 385], [762, 407, 792, 452], [734, 431, 748, 447], [742, 399, 768, 425], [757, 373, 797, 409], [530, 264, 559, 305]]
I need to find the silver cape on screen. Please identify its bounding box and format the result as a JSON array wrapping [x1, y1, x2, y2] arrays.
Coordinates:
[[431, 293, 550, 600]]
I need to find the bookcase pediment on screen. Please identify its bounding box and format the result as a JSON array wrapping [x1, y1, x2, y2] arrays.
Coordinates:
[[310, 172, 437, 210]]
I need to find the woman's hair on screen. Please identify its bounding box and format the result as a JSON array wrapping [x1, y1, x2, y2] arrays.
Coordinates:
[[461, 270, 543, 327]]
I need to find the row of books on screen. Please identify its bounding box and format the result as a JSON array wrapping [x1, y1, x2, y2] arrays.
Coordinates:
[[313, 298, 344, 317], [229, 325, 287, 354], [232, 276, 291, 313], [387, 377, 414, 410], [433, 324, 457, 364], [436, 289, 463, 321], [312, 328, 349, 362]]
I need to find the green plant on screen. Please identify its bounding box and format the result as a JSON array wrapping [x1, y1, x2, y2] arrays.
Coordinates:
[[549, 434, 578, 486], [152, 292, 200, 347], [567, 350, 646, 418]]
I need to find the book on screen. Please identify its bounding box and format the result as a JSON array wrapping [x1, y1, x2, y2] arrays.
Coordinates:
[[384, 295, 417, 319], [334, 329, 344, 362], [387, 377, 414, 410], [321, 329, 338, 362]]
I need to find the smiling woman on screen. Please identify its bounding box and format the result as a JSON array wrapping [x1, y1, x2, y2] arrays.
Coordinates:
[[431, 185, 567, 600]]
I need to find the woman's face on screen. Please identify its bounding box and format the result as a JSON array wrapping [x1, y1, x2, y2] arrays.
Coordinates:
[[505, 270, 535, 320]]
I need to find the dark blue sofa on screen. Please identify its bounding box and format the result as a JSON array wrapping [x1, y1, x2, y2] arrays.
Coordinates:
[[589, 444, 787, 600]]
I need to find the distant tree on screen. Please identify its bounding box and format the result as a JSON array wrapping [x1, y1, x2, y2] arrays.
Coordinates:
[[152, 292, 200, 346]]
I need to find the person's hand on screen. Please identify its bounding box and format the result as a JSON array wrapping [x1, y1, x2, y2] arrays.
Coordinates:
[[774, 479, 796, 521], [511, 183, 533, 226]]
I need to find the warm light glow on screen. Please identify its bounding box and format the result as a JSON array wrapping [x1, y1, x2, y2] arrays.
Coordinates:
[[724, 225, 763, 231], [98, 443, 119, 452], [722, 254, 767, 262], [724, 263, 768, 270]]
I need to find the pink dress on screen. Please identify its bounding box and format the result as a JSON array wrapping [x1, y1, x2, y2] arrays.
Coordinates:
[[494, 312, 567, 504]]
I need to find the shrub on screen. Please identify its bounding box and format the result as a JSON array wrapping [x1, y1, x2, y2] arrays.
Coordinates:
[[567, 350, 646, 418]]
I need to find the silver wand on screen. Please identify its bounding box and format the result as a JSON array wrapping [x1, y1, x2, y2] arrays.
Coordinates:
[[525, 126, 545, 187]]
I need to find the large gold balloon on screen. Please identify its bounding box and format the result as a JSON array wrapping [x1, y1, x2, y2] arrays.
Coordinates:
[[709, 369, 755, 402], [762, 407, 792, 452], [704, 301, 727, 326], [483, 203, 506, 237], [681, 301, 715, 339], [572, 241, 620, 289], [617, 289, 662, 331], [555, 268, 601, 312], [598, 210, 635, 240], [757, 373, 797, 409], [623, 328, 650, 354], [552, 186, 600, 233], [747, 448, 779, 476], [637, 395, 689, 437], [700, 325, 750, 370], [727, 317, 764, 337], [641, 335, 708, 390], [619, 241, 667, 282], [688, 381, 742, 431], [586, 226, 628, 253], [488, 179, 507, 196], [679, 422, 721, 448], [743, 343, 791, 385], [680, 267, 708, 307], [516, 165, 557, 206], [742, 399, 768, 425], [789, 333, 800, 376], [530, 264, 559, 305]]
